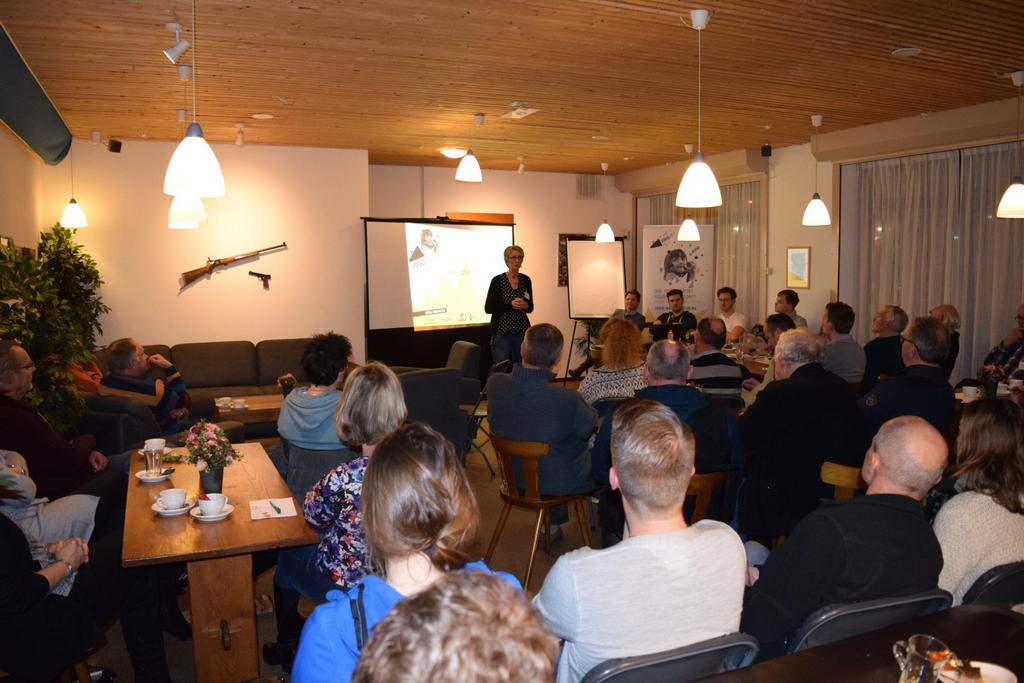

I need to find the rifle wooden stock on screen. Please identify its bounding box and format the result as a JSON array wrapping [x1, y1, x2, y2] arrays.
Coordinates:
[[179, 242, 286, 288]]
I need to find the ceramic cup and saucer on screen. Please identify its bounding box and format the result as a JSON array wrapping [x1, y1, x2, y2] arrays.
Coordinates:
[[190, 493, 234, 522]]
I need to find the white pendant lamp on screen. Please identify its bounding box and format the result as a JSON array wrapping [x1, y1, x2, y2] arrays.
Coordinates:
[[60, 143, 88, 228], [802, 114, 832, 226], [996, 70, 1024, 219], [163, 0, 224, 198], [595, 220, 615, 243], [455, 150, 482, 182], [677, 218, 700, 241], [168, 194, 206, 229], [676, 9, 722, 209]]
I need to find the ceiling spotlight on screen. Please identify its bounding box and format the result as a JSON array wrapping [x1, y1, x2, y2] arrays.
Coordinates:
[[234, 123, 245, 147], [90, 130, 101, 144], [163, 22, 190, 64], [474, 113, 485, 126], [516, 155, 525, 175], [440, 147, 467, 159]]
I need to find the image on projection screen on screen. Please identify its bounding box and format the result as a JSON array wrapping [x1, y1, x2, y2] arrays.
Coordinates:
[[366, 221, 512, 331]]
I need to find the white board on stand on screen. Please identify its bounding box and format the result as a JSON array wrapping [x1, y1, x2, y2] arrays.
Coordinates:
[[566, 239, 626, 319]]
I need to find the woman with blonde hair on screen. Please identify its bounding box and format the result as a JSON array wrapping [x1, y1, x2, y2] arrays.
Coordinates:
[[577, 317, 647, 406], [933, 399, 1024, 605], [292, 422, 520, 682], [265, 362, 407, 671], [929, 304, 961, 380], [484, 245, 533, 365]]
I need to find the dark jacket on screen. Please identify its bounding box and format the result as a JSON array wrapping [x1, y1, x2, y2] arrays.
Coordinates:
[[857, 364, 955, 439], [486, 365, 596, 495], [0, 394, 96, 499], [741, 494, 943, 658], [860, 335, 904, 396], [484, 272, 534, 334], [738, 362, 869, 537]]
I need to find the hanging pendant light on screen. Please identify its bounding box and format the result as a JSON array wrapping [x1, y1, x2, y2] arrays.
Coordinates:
[[455, 150, 482, 182], [996, 70, 1024, 219], [595, 220, 615, 243], [168, 194, 206, 229], [677, 218, 700, 241], [802, 114, 832, 226], [164, 0, 224, 198], [59, 142, 88, 228], [676, 9, 722, 209]]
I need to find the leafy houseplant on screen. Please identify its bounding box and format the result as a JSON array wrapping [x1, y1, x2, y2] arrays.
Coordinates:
[[185, 420, 241, 493], [0, 224, 109, 434]]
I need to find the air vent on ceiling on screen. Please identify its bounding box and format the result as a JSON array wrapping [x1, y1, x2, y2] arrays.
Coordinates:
[[576, 175, 602, 200]]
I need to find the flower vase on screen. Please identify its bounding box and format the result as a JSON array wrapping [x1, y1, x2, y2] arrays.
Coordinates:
[[199, 466, 224, 494]]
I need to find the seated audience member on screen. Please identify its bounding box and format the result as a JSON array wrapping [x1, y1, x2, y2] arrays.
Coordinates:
[[264, 362, 408, 671], [774, 289, 808, 329], [277, 332, 354, 449], [591, 340, 740, 541], [820, 301, 866, 383], [738, 329, 869, 538], [717, 287, 748, 343], [742, 313, 796, 406], [929, 304, 961, 380], [536, 400, 745, 683], [934, 399, 1024, 606], [741, 416, 947, 658], [858, 317, 955, 439], [292, 423, 520, 682], [353, 571, 557, 683], [0, 340, 123, 501], [861, 304, 908, 395], [577, 318, 646, 407], [652, 288, 697, 341], [689, 317, 750, 399], [570, 291, 645, 379], [487, 324, 597, 535], [980, 303, 1024, 381], [98, 337, 190, 434], [0, 496, 170, 681]]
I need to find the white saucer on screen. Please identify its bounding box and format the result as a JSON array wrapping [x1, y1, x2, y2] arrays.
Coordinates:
[[137, 446, 173, 458], [151, 498, 196, 517], [190, 503, 235, 522], [940, 661, 1016, 683], [135, 470, 171, 483]]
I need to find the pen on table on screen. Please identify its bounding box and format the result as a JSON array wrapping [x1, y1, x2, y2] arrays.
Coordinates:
[[269, 500, 281, 514]]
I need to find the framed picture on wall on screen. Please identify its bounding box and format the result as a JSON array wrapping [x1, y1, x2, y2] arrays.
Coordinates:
[[786, 247, 810, 289], [0, 236, 11, 248]]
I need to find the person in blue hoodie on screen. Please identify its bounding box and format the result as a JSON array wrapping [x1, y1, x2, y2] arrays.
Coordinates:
[[277, 332, 354, 449], [292, 422, 521, 683], [591, 340, 742, 544]]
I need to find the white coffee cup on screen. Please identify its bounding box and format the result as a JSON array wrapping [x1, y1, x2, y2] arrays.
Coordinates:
[[1009, 379, 1023, 389], [215, 397, 232, 407], [144, 438, 166, 451], [962, 385, 981, 398], [198, 493, 227, 516], [159, 488, 187, 509], [233, 399, 247, 409]]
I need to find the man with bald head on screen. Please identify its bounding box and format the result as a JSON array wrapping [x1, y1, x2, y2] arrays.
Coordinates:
[[741, 416, 946, 658], [689, 317, 750, 399]]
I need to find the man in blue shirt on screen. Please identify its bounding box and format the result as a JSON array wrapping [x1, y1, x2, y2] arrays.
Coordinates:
[[99, 338, 189, 434]]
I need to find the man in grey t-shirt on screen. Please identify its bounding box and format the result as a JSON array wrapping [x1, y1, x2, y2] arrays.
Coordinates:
[[533, 400, 745, 683]]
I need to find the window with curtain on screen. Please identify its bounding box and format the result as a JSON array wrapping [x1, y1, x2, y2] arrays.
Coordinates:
[[841, 141, 1024, 382]]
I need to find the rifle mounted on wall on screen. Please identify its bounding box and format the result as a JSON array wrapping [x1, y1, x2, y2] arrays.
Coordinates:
[[180, 242, 287, 289]]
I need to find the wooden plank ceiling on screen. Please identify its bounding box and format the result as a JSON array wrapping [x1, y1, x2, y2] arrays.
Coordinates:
[[2, 0, 1022, 174]]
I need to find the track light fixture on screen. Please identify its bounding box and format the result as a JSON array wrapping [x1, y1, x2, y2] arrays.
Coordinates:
[[163, 22, 190, 64], [234, 123, 245, 147]]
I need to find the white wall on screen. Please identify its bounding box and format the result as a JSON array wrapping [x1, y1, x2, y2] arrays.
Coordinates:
[[369, 165, 633, 368], [39, 139, 370, 358], [766, 143, 837, 333], [0, 126, 43, 248]]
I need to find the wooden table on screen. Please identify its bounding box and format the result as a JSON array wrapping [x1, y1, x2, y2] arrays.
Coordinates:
[[214, 393, 284, 425], [743, 357, 771, 382], [123, 442, 317, 682], [703, 606, 1024, 681]]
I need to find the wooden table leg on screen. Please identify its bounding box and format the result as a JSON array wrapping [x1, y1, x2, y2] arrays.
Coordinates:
[[188, 554, 259, 683]]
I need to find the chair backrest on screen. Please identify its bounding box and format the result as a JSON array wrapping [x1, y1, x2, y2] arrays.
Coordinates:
[[446, 341, 481, 380], [787, 588, 952, 653], [962, 561, 1024, 609], [592, 398, 625, 421], [820, 461, 866, 500], [278, 441, 361, 498], [490, 435, 549, 503], [398, 368, 469, 457], [580, 632, 759, 683], [685, 471, 726, 523]]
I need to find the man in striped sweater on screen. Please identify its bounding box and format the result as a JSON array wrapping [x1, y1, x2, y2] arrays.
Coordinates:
[[689, 318, 750, 400], [99, 338, 190, 434]]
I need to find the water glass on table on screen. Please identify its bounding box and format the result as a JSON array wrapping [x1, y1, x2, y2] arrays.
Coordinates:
[[143, 438, 165, 475]]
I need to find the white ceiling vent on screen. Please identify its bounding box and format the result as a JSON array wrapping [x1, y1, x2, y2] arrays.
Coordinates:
[[576, 174, 602, 200]]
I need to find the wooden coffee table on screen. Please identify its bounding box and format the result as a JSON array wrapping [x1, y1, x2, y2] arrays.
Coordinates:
[[215, 393, 284, 425], [123, 442, 317, 682]]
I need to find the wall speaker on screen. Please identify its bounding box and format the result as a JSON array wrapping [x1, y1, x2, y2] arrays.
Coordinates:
[[107, 139, 122, 153], [760, 144, 772, 158]]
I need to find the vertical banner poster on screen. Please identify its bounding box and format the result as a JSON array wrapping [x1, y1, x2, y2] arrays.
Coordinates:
[[641, 224, 715, 322]]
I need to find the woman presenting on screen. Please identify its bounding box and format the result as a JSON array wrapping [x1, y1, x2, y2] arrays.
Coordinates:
[[484, 245, 533, 365]]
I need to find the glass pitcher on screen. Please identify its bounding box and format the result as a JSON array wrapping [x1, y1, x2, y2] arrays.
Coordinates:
[[892, 634, 952, 683]]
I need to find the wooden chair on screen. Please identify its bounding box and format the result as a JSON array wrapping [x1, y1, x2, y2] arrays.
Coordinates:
[[484, 435, 593, 590], [820, 461, 867, 500], [685, 471, 726, 523]]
